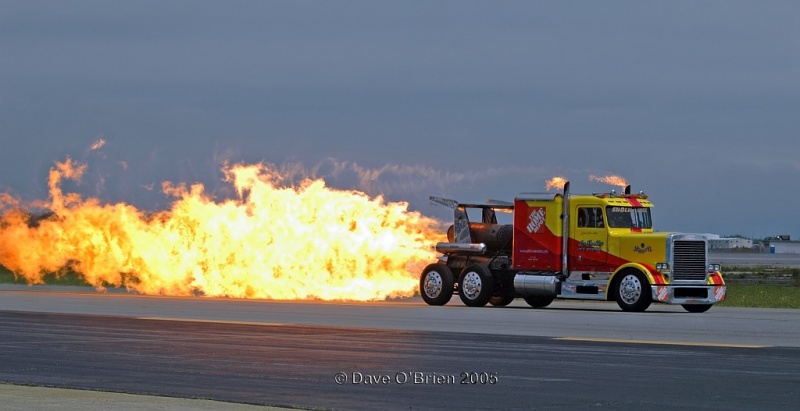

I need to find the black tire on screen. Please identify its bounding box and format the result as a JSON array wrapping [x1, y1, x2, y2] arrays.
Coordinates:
[[489, 294, 515, 307], [524, 295, 555, 308], [419, 264, 454, 306], [613, 270, 652, 312], [682, 304, 712, 313], [458, 264, 494, 307]]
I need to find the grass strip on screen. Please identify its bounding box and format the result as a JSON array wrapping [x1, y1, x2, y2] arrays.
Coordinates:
[[718, 283, 800, 309]]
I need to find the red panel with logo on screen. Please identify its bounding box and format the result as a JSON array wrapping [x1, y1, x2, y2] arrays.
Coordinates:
[[512, 199, 562, 271]]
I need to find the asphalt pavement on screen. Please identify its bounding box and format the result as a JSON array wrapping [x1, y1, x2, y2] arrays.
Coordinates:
[[2, 310, 799, 410]]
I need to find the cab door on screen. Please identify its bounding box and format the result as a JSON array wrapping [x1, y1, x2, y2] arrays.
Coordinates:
[[570, 206, 609, 269]]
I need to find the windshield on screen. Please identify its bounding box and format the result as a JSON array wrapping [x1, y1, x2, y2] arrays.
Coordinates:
[[606, 206, 652, 229]]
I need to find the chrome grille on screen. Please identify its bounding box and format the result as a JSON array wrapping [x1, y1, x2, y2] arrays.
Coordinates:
[[672, 240, 707, 281]]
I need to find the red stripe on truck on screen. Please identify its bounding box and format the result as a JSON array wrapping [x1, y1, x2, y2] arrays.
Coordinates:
[[626, 197, 642, 207]]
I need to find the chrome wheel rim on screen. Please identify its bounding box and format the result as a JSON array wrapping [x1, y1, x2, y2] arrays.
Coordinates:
[[461, 271, 482, 300], [423, 271, 443, 298], [619, 274, 642, 305]]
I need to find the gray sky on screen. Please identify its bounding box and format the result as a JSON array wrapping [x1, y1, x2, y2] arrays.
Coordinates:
[[1, 0, 799, 238]]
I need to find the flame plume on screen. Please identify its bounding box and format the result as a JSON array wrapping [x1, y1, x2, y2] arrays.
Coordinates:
[[89, 138, 106, 151], [589, 174, 628, 189], [0, 158, 444, 300], [545, 176, 567, 191]]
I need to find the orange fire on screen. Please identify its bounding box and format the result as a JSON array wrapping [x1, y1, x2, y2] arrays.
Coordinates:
[[0, 157, 444, 300], [89, 138, 106, 151], [545, 176, 568, 191], [589, 174, 628, 189]]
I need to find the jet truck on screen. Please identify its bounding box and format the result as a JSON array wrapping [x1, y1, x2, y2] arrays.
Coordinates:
[[420, 182, 726, 312]]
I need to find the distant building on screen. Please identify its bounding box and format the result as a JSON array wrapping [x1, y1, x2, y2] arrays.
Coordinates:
[[770, 240, 800, 254], [708, 237, 754, 250]]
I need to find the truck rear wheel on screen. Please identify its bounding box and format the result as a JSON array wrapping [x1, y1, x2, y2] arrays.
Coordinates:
[[682, 304, 712, 313], [420, 264, 454, 306], [613, 270, 652, 312], [489, 294, 515, 307], [458, 264, 494, 307], [524, 295, 555, 308]]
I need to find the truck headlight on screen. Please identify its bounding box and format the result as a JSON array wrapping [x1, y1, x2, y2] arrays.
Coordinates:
[[656, 262, 669, 271], [707, 263, 721, 273]]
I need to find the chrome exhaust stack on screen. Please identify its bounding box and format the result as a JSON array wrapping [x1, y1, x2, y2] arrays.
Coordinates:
[[561, 182, 570, 276], [435, 242, 487, 255]]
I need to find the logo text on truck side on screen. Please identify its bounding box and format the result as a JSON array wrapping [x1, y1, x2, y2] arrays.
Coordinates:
[[527, 207, 545, 233]]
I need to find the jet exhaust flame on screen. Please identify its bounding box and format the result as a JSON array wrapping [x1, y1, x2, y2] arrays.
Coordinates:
[[0, 157, 445, 301], [89, 138, 106, 151], [545, 176, 568, 191], [589, 174, 629, 189]]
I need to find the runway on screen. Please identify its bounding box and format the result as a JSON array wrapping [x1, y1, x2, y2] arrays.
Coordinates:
[[1, 284, 799, 347], [1, 285, 800, 409], [0, 309, 798, 410]]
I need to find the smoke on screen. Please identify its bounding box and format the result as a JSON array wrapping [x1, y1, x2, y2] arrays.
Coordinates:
[[204, 158, 559, 208], [305, 159, 560, 200], [4, 139, 634, 216]]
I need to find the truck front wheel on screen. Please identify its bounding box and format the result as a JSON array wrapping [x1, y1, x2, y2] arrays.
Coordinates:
[[458, 264, 494, 307], [613, 270, 652, 312], [420, 264, 454, 306]]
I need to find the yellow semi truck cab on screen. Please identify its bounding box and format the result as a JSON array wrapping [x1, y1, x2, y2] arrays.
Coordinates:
[[556, 191, 726, 312]]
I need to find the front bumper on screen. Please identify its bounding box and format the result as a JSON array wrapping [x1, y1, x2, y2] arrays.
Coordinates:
[[651, 285, 726, 305]]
